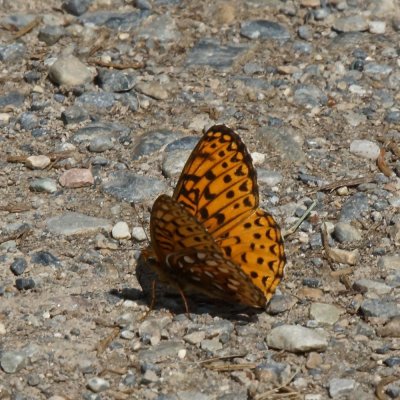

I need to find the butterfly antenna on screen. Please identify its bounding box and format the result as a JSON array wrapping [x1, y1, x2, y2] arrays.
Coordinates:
[[282, 199, 317, 239], [130, 201, 150, 243]]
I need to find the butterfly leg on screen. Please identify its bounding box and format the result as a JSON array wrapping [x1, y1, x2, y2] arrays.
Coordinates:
[[140, 279, 157, 321], [177, 285, 191, 316]]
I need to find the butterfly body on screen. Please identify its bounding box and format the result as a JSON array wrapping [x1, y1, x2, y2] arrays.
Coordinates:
[[142, 125, 285, 308]]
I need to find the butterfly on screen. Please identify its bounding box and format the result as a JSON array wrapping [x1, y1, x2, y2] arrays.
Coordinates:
[[141, 125, 285, 309]]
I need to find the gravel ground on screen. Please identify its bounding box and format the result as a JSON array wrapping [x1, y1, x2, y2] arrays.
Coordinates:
[[1, 0, 400, 399]]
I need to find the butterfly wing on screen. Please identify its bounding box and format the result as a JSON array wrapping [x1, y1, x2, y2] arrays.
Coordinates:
[[149, 194, 266, 307], [173, 125, 259, 238], [217, 209, 286, 301]]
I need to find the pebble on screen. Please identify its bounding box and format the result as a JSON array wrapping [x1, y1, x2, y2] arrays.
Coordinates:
[[293, 84, 328, 108], [63, 0, 91, 16], [135, 81, 169, 100], [29, 178, 58, 193], [38, 25, 65, 45], [183, 331, 206, 345], [328, 378, 357, 398], [132, 129, 183, 159], [86, 377, 110, 393], [309, 303, 342, 325], [0, 351, 26, 373], [131, 226, 147, 242], [368, 20, 386, 34], [333, 222, 362, 243], [186, 39, 249, 70], [88, 136, 114, 153], [98, 69, 137, 92], [59, 168, 94, 188], [112, 221, 131, 240], [10, 258, 28, 276], [200, 337, 223, 353], [240, 20, 290, 40], [360, 299, 400, 318], [333, 15, 368, 32], [267, 325, 328, 353], [25, 155, 51, 169], [339, 193, 369, 222], [15, 278, 36, 290], [48, 56, 94, 87], [0, 43, 26, 62], [102, 172, 168, 203], [353, 279, 392, 295], [46, 212, 112, 236], [61, 106, 90, 125], [139, 319, 161, 345], [162, 149, 192, 178]]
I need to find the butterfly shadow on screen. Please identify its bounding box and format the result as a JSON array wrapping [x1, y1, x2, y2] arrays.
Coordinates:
[[133, 257, 265, 322]]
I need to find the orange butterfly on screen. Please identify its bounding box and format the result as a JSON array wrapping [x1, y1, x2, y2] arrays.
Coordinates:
[[142, 125, 285, 309]]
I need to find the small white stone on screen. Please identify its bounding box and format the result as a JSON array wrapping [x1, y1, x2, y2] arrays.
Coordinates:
[[0, 322, 6, 335], [87, 377, 110, 393], [368, 20, 386, 34], [0, 113, 11, 123], [131, 226, 147, 242], [178, 349, 187, 359], [349, 139, 380, 160], [26, 155, 51, 170], [112, 221, 131, 240], [251, 152, 266, 165]]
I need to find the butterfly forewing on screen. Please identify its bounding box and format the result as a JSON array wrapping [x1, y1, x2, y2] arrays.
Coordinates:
[[173, 125, 259, 238]]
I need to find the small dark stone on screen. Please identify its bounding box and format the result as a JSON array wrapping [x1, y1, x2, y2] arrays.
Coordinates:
[[384, 357, 400, 367], [63, 0, 92, 16], [61, 105, 90, 125], [27, 373, 40, 386], [15, 278, 36, 290], [0, 91, 25, 107], [302, 278, 321, 288], [10, 258, 28, 276], [385, 111, 400, 124], [38, 25, 65, 45], [31, 251, 61, 267], [350, 59, 364, 71], [24, 71, 41, 83]]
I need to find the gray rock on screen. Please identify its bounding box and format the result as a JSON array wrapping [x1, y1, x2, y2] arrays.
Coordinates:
[[333, 222, 362, 243], [49, 55, 93, 87], [139, 319, 162, 345], [72, 122, 130, 143], [0, 91, 25, 107], [88, 136, 114, 153], [133, 129, 183, 159], [31, 251, 61, 267], [243, 62, 264, 74], [15, 278, 36, 291], [86, 377, 110, 392], [29, 178, 58, 193], [353, 279, 392, 295], [360, 299, 400, 318], [10, 258, 28, 276], [328, 378, 357, 398], [333, 15, 368, 32], [339, 193, 369, 222], [162, 149, 192, 178], [385, 110, 400, 123], [309, 303, 342, 325], [102, 171, 168, 202], [61, 105, 90, 125], [0, 43, 26, 62], [267, 294, 296, 315], [138, 341, 185, 363], [200, 337, 222, 353], [164, 136, 199, 152], [63, 0, 92, 16], [97, 69, 137, 92], [298, 25, 313, 41], [364, 63, 393, 80], [241, 20, 290, 40], [0, 351, 26, 373], [256, 127, 306, 164], [135, 0, 152, 10], [79, 10, 148, 30], [136, 15, 181, 42], [38, 25, 65, 45], [76, 92, 116, 112], [257, 169, 283, 187], [186, 39, 249, 70], [267, 325, 328, 352], [116, 92, 140, 112], [293, 84, 328, 108], [46, 212, 112, 236], [377, 255, 400, 271], [19, 112, 40, 130]]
